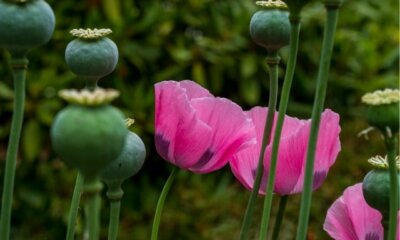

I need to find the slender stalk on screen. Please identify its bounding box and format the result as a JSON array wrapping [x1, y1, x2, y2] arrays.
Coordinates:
[[384, 133, 399, 240], [271, 195, 288, 240], [296, 4, 341, 239], [0, 56, 29, 240], [105, 182, 124, 240], [108, 200, 121, 240], [66, 172, 84, 240], [84, 178, 103, 240], [151, 167, 178, 240], [239, 52, 280, 240], [258, 14, 301, 240]]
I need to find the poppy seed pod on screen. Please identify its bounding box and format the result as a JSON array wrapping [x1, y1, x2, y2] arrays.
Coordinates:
[[65, 28, 118, 81], [101, 131, 146, 184], [0, 0, 55, 55], [362, 89, 400, 134], [51, 89, 127, 180], [362, 156, 400, 214], [249, 2, 290, 53]]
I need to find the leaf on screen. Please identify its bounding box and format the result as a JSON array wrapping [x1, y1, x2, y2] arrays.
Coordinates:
[[0, 81, 13, 99]]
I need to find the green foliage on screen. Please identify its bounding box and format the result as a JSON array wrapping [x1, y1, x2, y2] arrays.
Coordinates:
[[0, 0, 398, 239]]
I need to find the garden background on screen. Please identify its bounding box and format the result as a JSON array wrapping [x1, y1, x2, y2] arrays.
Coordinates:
[[0, 0, 398, 239]]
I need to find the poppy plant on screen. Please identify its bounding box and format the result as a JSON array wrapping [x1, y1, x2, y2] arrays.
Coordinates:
[[324, 183, 400, 240], [230, 107, 341, 195], [154, 80, 255, 174]]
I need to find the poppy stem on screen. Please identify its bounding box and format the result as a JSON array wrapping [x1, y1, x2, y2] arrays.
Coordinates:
[[295, 2, 341, 239], [108, 199, 122, 240], [0, 56, 28, 240], [66, 172, 84, 240], [239, 51, 279, 240], [151, 167, 178, 240], [258, 13, 301, 240], [105, 181, 124, 240], [271, 195, 288, 240], [384, 132, 399, 240], [84, 178, 103, 240]]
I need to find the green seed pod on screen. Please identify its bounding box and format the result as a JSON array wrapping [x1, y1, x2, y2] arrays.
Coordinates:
[[362, 89, 400, 134], [51, 89, 127, 180], [0, 0, 55, 55], [101, 131, 146, 184], [249, 1, 290, 53], [65, 28, 118, 83], [362, 156, 400, 214]]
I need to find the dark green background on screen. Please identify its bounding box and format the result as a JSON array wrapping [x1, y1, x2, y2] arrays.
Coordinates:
[[0, 0, 398, 239]]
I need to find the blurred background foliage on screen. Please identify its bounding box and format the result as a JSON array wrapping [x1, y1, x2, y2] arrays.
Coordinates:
[[0, 0, 398, 239]]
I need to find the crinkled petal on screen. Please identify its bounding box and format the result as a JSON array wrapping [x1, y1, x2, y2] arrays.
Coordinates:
[[188, 97, 255, 173], [324, 183, 384, 240], [179, 80, 213, 99], [154, 81, 212, 169], [289, 109, 341, 194]]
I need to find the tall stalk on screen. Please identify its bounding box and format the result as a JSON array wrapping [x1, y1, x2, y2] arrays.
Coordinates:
[[66, 172, 84, 240], [384, 132, 399, 240], [0, 56, 29, 239], [239, 52, 280, 240], [258, 14, 301, 240], [296, 2, 341, 239], [151, 167, 178, 240]]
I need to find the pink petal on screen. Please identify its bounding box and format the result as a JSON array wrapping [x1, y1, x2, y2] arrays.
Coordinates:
[[230, 108, 341, 196], [188, 97, 255, 173], [288, 109, 341, 194], [230, 107, 275, 193], [179, 80, 213, 99], [324, 183, 384, 240], [155, 81, 212, 168]]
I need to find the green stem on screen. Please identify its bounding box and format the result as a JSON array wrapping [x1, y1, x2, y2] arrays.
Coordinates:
[[271, 195, 288, 240], [384, 133, 399, 240], [258, 15, 301, 240], [239, 52, 280, 240], [66, 172, 84, 240], [0, 56, 29, 240], [84, 178, 103, 240], [105, 181, 124, 240], [151, 167, 178, 240], [108, 200, 121, 240], [296, 3, 341, 239]]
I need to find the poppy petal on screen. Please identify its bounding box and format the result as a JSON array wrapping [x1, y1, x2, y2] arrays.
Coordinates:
[[188, 97, 255, 173], [155, 81, 212, 168]]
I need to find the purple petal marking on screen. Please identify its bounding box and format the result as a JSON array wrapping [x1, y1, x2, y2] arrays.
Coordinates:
[[365, 232, 380, 240], [191, 150, 214, 169], [155, 134, 170, 160], [312, 171, 327, 189]]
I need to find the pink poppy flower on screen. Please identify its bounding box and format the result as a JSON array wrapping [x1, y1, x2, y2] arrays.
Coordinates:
[[230, 107, 341, 195], [324, 183, 400, 240], [154, 80, 255, 174]]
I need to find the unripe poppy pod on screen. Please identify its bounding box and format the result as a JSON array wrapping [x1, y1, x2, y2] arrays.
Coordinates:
[[51, 89, 127, 181], [362, 89, 400, 134], [65, 28, 118, 81], [362, 156, 400, 214], [101, 131, 146, 184], [249, 1, 290, 53], [0, 0, 55, 55]]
